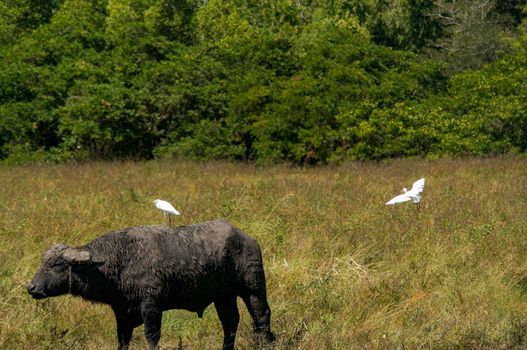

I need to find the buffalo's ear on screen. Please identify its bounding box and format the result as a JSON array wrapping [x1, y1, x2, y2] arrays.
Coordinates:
[[62, 248, 93, 265]]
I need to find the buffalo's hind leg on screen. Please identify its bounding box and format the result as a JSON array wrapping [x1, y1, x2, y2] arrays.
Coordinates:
[[242, 292, 275, 345], [215, 294, 240, 350]]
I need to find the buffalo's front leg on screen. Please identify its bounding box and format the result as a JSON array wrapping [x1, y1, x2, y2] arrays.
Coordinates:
[[116, 321, 133, 350], [215, 294, 239, 350], [112, 307, 134, 350], [140, 301, 162, 350]]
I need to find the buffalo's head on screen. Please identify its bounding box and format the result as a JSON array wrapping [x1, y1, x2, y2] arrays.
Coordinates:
[[27, 243, 98, 299]]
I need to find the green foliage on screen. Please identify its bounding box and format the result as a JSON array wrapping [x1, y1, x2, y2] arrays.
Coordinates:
[[1, 0, 527, 164], [366, 0, 442, 50]]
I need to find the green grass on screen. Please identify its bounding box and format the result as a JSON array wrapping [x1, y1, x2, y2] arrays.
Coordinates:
[[1, 158, 527, 349]]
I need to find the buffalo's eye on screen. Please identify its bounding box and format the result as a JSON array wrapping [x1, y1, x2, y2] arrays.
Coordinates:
[[52, 261, 68, 271]]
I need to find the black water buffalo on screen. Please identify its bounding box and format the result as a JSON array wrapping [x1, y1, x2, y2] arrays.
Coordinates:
[[27, 220, 275, 350]]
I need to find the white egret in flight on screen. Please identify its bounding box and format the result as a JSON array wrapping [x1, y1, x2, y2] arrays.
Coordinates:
[[385, 178, 425, 208], [153, 199, 180, 225]]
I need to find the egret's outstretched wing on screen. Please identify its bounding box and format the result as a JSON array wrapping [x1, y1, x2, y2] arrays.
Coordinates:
[[409, 178, 425, 195], [386, 194, 411, 205]]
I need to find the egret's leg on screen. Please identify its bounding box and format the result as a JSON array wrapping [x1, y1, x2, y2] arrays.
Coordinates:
[[163, 212, 167, 225]]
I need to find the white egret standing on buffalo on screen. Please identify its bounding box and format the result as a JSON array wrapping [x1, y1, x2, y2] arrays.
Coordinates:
[[153, 199, 180, 225]]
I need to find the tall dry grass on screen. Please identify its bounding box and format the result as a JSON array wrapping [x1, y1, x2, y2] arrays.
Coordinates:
[[1, 157, 527, 349]]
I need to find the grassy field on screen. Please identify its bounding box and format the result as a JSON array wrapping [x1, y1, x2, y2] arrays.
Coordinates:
[[2, 158, 527, 349]]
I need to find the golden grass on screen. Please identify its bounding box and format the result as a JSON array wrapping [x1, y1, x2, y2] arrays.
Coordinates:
[[1, 157, 527, 349]]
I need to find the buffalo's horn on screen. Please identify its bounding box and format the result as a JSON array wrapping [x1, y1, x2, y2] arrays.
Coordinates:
[[63, 248, 92, 264]]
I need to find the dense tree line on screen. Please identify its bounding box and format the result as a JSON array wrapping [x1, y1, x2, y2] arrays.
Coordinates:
[[0, 0, 526, 164]]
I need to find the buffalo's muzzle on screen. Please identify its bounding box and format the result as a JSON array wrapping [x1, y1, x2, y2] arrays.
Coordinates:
[[27, 283, 46, 299]]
